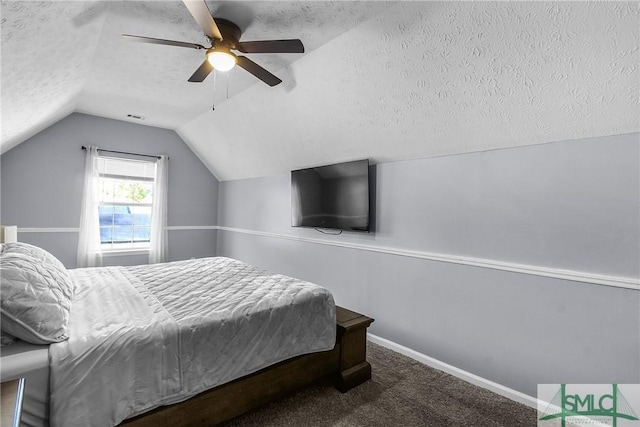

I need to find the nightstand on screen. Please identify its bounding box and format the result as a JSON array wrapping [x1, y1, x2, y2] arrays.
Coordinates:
[[1, 378, 24, 427]]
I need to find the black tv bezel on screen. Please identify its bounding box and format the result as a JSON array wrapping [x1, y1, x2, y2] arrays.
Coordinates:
[[290, 159, 371, 233]]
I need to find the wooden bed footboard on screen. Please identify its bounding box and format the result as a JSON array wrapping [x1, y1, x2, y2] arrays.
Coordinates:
[[121, 306, 374, 427]]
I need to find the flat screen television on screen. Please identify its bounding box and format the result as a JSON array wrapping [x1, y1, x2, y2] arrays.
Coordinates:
[[291, 159, 370, 232]]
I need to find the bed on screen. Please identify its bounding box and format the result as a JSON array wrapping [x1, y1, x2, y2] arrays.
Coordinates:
[[0, 242, 374, 427]]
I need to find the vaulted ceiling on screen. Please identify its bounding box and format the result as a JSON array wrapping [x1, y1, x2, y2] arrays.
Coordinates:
[[2, 1, 638, 181]]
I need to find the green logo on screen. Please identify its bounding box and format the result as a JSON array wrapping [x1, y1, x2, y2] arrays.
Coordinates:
[[539, 384, 639, 427]]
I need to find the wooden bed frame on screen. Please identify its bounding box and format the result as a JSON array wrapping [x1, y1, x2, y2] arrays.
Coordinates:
[[121, 306, 374, 427]]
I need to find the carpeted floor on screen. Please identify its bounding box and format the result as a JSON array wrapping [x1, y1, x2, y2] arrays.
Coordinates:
[[219, 342, 537, 427]]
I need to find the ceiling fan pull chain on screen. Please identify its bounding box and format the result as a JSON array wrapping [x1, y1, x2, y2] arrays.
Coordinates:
[[226, 72, 230, 100], [212, 70, 216, 111]]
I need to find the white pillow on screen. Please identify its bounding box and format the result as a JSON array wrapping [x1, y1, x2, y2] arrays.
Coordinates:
[[2, 242, 70, 281], [0, 243, 74, 344]]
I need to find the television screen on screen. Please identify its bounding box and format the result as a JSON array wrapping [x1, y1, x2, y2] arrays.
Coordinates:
[[291, 159, 370, 232]]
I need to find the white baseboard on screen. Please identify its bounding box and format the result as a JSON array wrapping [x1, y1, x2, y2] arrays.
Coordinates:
[[367, 333, 539, 409]]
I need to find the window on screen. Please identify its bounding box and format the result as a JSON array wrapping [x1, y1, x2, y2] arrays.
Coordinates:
[[96, 156, 156, 251]]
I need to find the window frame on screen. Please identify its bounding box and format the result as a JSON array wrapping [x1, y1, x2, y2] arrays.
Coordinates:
[[96, 156, 157, 254]]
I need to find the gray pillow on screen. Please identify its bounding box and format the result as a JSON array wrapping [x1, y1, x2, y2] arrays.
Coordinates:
[[0, 243, 74, 344]]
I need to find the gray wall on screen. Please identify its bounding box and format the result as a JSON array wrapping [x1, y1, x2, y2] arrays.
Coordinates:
[[0, 113, 219, 267], [1, 116, 637, 398], [216, 133, 640, 397]]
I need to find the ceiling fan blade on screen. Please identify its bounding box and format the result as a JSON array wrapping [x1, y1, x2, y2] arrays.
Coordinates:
[[188, 60, 214, 82], [236, 39, 304, 54], [236, 56, 282, 87], [182, 0, 223, 40], [122, 34, 205, 50]]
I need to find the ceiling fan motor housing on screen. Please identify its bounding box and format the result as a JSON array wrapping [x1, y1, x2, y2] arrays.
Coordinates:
[[209, 18, 242, 48]]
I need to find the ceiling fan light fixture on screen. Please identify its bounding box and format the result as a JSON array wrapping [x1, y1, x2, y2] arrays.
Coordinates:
[[207, 51, 236, 71]]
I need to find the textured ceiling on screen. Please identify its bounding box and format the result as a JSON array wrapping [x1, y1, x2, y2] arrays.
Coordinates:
[[1, 1, 104, 151], [1, 0, 392, 151], [180, 1, 640, 180], [2, 1, 639, 181]]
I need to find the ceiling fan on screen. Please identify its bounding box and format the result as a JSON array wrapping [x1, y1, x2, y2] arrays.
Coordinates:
[[122, 0, 304, 86]]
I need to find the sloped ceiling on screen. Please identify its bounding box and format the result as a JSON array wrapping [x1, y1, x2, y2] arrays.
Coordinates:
[[0, 0, 392, 152], [2, 1, 639, 181]]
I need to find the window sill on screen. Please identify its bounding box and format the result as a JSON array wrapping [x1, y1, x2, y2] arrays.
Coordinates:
[[101, 249, 149, 257]]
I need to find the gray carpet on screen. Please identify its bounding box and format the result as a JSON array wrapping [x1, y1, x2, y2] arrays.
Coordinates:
[[220, 342, 537, 426]]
